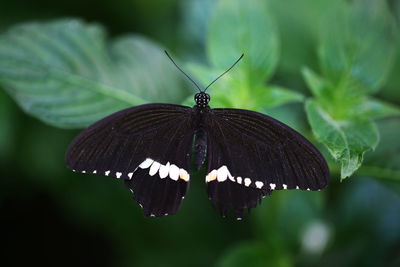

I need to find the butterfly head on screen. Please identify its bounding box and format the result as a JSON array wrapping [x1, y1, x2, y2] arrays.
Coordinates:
[[195, 92, 210, 108]]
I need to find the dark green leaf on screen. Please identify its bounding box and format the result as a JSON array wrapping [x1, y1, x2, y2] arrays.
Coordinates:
[[216, 242, 291, 267], [362, 118, 400, 181]]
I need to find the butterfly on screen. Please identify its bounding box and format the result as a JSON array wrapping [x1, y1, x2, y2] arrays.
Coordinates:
[[66, 51, 330, 219]]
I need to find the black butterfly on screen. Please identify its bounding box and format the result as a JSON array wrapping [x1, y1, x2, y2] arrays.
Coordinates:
[[66, 51, 329, 219]]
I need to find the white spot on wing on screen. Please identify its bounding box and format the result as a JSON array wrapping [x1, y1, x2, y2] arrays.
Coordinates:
[[217, 166, 229, 182], [179, 169, 190, 182], [159, 162, 170, 179], [169, 164, 179, 181], [270, 183, 276, 190], [227, 171, 234, 182], [139, 158, 153, 169], [237, 177, 242, 184], [149, 161, 161, 176], [283, 184, 287, 189], [105, 170, 110, 176], [116, 172, 122, 178], [82, 171, 86, 173], [244, 178, 251, 187], [92, 170, 97, 174], [206, 170, 217, 182], [296, 186, 300, 189], [128, 172, 133, 179], [255, 181, 264, 189]]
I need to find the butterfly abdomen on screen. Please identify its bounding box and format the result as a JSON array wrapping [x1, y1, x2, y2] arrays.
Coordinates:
[[194, 128, 207, 170]]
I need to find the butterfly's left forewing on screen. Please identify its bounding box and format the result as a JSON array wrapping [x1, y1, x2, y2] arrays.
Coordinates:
[[203, 108, 330, 218], [66, 103, 194, 217]]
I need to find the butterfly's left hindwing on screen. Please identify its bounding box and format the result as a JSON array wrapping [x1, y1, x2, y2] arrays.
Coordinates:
[[203, 108, 330, 218], [66, 103, 194, 217]]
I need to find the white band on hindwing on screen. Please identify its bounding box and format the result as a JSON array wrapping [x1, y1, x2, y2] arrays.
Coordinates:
[[205, 165, 310, 191], [73, 157, 190, 182]]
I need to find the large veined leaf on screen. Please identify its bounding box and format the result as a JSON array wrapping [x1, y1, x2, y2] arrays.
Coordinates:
[[208, 0, 279, 86], [318, 0, 395, 95], [0, 19, 188, 128], [306, 100, 379, 179]]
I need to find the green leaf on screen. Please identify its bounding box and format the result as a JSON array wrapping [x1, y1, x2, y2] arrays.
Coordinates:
[[301, 67, 326, 98], [255, 85, 304, 109], [318, 0, 396, 94], [110, 35, 190, 104], [185, 62, 226, 89], [305, 99, 378, 179], [0, 19, 188, 128], [268, 0, 338, 74], [208, 0, 279, 86], [358, 98, 400, 120], [362, 118, 400, 181]]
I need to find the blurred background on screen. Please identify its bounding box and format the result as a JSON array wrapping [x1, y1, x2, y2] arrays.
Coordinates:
[[1, 0, 400, 266]]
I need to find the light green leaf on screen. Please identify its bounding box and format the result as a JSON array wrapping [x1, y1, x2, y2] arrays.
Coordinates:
[[185, 62, 225, 89], [306, 99, 379, 179], [301, 67, 326, 98], [318, 0, 396, 94], [255, 85, 304, 108], [0, 19, 188, 128], [358, 98, 400, 120], [208, 0, 279, 86], [181, 94, 195, 107]]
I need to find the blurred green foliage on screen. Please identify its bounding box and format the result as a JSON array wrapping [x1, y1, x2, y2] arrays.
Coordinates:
[[0, 0, 400, 266]]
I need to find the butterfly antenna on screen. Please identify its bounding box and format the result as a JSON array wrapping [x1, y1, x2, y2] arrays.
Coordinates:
[[164, 50, 203, 92], [204, 53, 244, 92]]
